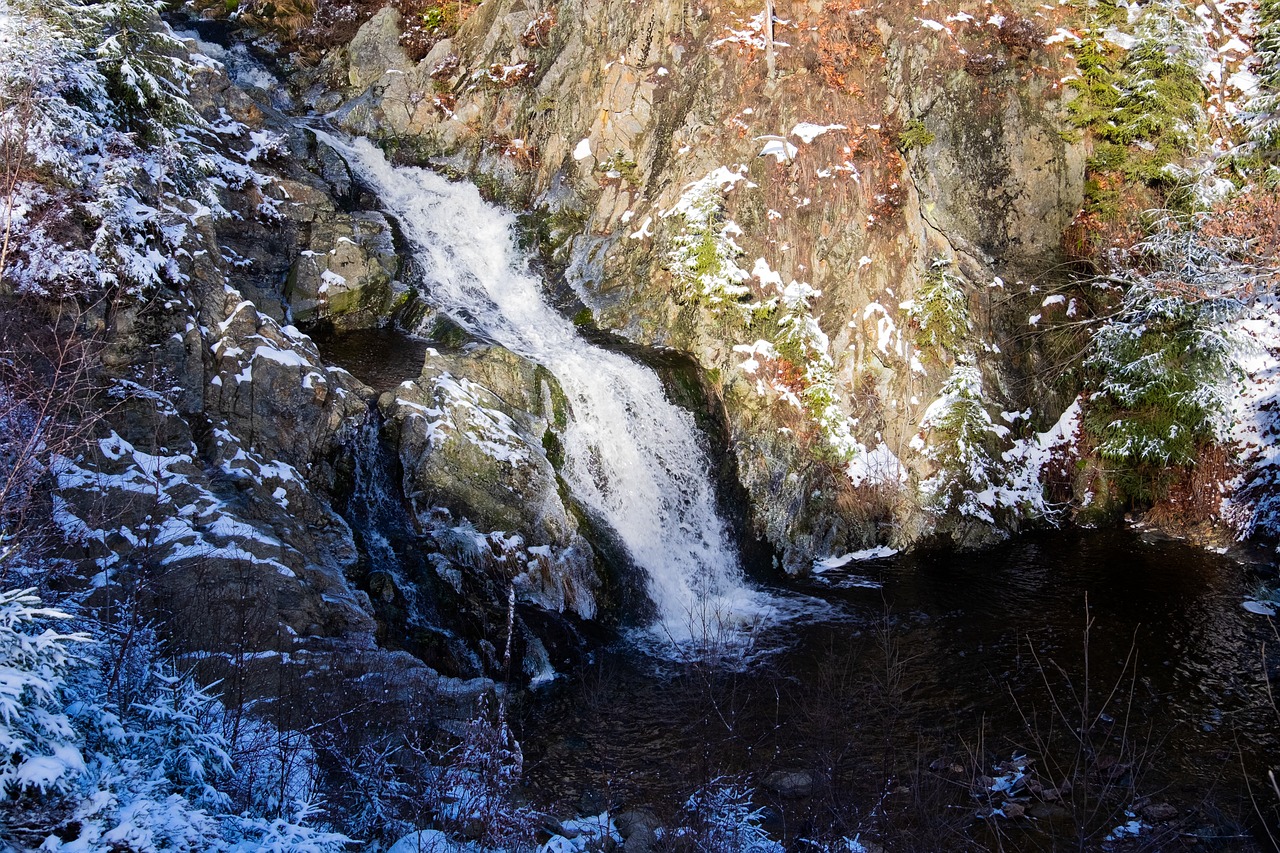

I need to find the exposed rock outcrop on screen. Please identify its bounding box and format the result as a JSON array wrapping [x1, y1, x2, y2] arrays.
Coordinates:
[[325, 0, 1086, 563], [381, 345, 600, 620]]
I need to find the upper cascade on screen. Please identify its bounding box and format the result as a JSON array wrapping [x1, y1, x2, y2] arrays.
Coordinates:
[[318, 133, 772, 644]]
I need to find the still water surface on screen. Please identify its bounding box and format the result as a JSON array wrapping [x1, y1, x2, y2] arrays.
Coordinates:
[[517, 529, 1278, 849]]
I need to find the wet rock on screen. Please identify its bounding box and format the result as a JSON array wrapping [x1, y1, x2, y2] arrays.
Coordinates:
[[614, 809, 660, 839], [1027, 802, 1071, 821], [1140, 802, 1178, 822], [764, 770, 817, 798], [382, 345, 600, 619], [317, 0, 1093, 559], [286, 209, 406, 330], [615, 809, 659, 853]]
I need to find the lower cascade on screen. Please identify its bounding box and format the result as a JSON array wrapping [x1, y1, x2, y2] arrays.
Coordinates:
[[319, 134, 770, 643]]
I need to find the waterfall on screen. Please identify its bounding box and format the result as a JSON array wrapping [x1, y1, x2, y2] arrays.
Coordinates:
[[320, 134, 771, 644]]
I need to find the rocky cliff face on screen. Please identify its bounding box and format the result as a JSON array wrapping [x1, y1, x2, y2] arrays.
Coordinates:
[[41, 34, 598, 726], [316, 0, 1087, 566], [27, 0, 1259, 721]]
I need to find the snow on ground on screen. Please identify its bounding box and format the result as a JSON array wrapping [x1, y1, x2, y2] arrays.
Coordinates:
[[847, 441, 908, 488], [711, 10, 792, 51], [1223, 296, 1280, 549], [996, 397, 1083, 516], [814, 546, 899, 571], [790, 122, 848, 143], [52, 429, 302, 578]]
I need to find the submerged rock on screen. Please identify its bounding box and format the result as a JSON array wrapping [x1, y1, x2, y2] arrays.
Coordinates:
[[763, 769, 818, 799]]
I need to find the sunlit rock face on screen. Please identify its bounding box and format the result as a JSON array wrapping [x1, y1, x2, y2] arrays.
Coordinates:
[[327, 0, 1086, 559]]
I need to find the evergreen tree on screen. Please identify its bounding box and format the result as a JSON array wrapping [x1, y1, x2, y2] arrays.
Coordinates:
[[908, 257, 970, 359], [1082, 213, 1243, 493], [1247, 0, 1280, 180], [916, 360, 1009, 525]]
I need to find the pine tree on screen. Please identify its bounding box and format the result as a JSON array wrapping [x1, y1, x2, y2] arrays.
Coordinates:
[[915, 360, 1009, 525], [1082, 213, 1242, 487], [1247, 0, 1280, 179], [91, 0, 206, 142], [908, 257, 970, 358]]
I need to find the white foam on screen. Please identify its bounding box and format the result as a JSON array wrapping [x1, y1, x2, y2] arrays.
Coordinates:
[[323, 134, 765, 646]]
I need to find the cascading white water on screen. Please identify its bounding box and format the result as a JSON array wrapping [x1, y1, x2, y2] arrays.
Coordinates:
[[320, 134, 773, 643]]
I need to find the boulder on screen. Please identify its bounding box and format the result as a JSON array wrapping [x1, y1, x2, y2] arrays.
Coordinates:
[[383, 345, 599, 619], [347, 7, 411, 90], [763, 769, 818, 798], [286, 209, 406, 330]]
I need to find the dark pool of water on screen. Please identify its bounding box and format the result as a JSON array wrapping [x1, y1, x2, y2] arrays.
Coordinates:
[[515, 528, 1280, 850], [313, 327, 432, 393]]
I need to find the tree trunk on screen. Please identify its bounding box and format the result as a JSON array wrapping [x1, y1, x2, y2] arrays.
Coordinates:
[[765, 0, 776, 79]]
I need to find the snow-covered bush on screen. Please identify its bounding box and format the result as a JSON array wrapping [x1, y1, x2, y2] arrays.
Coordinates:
[[0, 588, 89, 799], [1066, 0, 1211, 218], [91, 0, 208, 140], [0, 0, 271, 299], [0, 588, 354, 852], [1085, 291, 1237, 466], [432, 694, 538, 850], [774, 280, 858, 461], [679, 779, 783, 853], [131, 670, 234, 807], [913, 361, 1011, 528], [320, 733, 419, 842], [663, 169, 752, 310], [1245, 0, 1280, 182], [234, 799, 355, 853], [1107, 2, 1207, 157]]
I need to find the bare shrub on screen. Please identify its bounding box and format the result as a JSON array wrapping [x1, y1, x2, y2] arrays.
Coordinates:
[[0, 300, 101, 579]]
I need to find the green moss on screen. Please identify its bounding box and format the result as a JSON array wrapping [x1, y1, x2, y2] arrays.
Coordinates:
[[471, 172, 507, 204], [541, 428, 564, 469], [898, 119, 936, 151], [420, 7, 446, 29], [598, 150, 640, 184], [1068, 0, 1208, 213], [572, 307, 593, 326], [535, 366, 570, 429], [427, 316, 470, 349], [547, 206, 587, 250], [690, 228, 722, 283]]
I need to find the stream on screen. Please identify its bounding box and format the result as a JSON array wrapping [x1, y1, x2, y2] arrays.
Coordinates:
[[513, 528, 1279, 849], [321, 313, 1280, 847], [316, 132, 775, 647], [308, 134, 1280, 848], [177, 21, 1280, 850]]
